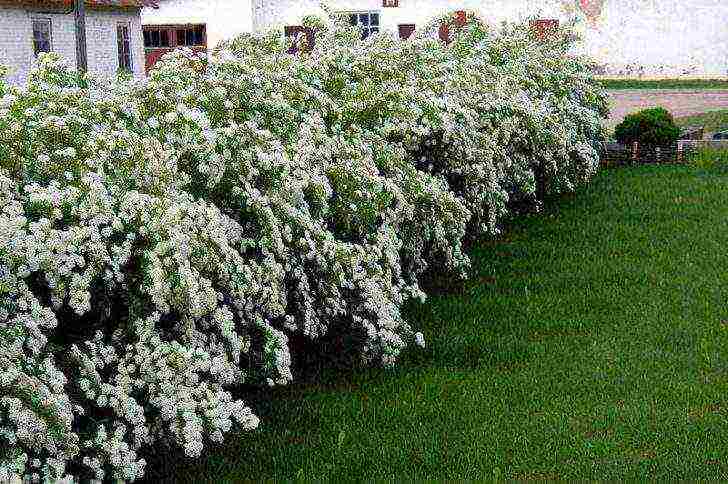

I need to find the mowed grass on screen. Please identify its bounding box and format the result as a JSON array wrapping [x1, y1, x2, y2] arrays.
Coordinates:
[[600, 78, 728, 90], [675, 110, 728, 132], [155, 163, 728, 481]]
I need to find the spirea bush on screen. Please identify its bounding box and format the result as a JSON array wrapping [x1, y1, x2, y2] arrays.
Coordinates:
[[0, 8, 607, 482]]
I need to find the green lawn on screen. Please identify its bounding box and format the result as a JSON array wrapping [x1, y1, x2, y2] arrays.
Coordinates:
[[154, 162, 728, 481], [675, 110, 728, 132], [600, 79, 728, 90]]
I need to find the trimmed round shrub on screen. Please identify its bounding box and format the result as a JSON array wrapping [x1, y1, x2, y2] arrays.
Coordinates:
[[613, 106, 681, 147], [0, 9, 607, 482]]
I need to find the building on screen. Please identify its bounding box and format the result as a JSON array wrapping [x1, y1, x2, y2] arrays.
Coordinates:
[[0, 0, 155, 85], [140, 0, 253, 72], [142, 0, 728, 79]]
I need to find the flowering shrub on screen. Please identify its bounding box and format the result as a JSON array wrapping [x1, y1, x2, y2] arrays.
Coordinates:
[[0, 9, 607, 482]]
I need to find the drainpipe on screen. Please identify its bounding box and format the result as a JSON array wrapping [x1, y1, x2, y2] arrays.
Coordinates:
[[74, 0, 87, 74]]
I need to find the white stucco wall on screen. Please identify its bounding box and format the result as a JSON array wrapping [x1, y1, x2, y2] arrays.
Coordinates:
[[573, 0, 728, 78], [251, 0, 728, 79], [251, 0, 568, 37], [141, 0, 728, 79], [141, 0, 254, 50], [0, 6, 144, 85]]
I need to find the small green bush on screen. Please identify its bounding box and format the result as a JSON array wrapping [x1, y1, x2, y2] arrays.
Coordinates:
[[614, 107, 681, 147]]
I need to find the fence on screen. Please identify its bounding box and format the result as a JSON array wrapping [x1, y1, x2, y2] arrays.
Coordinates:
[[601, 141, 697, 167], [600, 139, 728, 167], [679, 139, 728, 150]]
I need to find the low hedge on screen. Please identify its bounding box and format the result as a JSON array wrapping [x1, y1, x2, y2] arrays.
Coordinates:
[[614, 106, 681, 147], [0, 9, 607, 482]]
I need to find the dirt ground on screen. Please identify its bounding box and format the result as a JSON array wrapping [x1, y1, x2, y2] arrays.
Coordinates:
[[606, 89, 728, 129]]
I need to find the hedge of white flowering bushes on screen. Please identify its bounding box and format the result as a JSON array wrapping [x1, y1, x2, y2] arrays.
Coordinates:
[[0, 8, 607, 482]]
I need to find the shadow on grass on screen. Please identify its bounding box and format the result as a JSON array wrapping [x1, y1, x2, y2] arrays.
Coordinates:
[[143, 163, 728, 481]]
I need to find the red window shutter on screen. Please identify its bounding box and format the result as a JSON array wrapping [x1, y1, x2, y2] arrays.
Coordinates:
[[304, 27, 316, 51], [398, 23, 415, 39], [531, 19, 559, 39], [438, 23, 450, 43]]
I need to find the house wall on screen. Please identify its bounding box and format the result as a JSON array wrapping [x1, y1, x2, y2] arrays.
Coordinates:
[[87, 10, 146, 80], [251, 0, 568, 38], [0, 6, 144, 85], [572, 0, 728, 78], [141, 0, 254, 50], [140, 0, 728, 79], [250, 0, 728, 79]]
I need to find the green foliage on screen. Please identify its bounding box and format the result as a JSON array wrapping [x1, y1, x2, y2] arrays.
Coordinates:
[[0, 13, 607, 482], [169, 164, 728, 481], [675, 110, 728, 132], [301, 14, 325, 30], [0, 65, 6, 97], [613, 107, 681, 146], [600, 78, 728, 90]]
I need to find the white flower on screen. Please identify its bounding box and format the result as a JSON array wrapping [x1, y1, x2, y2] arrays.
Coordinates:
[[0, 16, 605, 483]]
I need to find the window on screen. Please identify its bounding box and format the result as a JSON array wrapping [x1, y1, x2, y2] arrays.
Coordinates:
[[31, 18, 52, 56], [398, 24, 415, 40], [143, 28, 170, 48], [175, 25, 205, 47], [117, 23, 132, 72], [347, 11, 379, 39], [382, 0, 398, 6]]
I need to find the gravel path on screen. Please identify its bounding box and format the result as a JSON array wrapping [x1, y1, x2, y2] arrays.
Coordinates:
[[606, 89, 728, 128]]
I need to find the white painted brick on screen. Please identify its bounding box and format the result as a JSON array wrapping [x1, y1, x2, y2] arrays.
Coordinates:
[[0, 6, 145, 85]]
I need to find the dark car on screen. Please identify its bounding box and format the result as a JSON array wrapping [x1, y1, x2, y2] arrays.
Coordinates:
[[713, 131, 728, 140]]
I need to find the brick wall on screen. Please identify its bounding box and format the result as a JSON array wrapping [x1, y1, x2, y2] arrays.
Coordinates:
[[0, 6, 144, 85], [86, 10, 145, 80]]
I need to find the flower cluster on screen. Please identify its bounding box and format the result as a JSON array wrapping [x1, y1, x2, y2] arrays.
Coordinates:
[[0, 9, 607, 482]]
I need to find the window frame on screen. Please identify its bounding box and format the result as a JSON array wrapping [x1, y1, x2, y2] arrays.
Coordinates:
[[31, 17, 52, 57], [174, 24, 206, 47], [143, 27, 170, 49], [117, 22, 133, 73], [343, 10, 380, 39]]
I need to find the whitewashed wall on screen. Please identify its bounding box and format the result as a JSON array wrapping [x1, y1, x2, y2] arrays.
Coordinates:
[[141, 0, 254, 49], [0, 7, 144, 85], [251, 0, 566, 38], [251, 0, 728, 79], [141, 0, 728, 79], [87, 10, 146, 80], [573, 0, 728, 78]]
